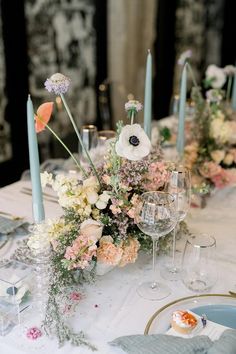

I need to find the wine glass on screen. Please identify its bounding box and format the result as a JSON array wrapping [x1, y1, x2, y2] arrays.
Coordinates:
[[161, 165, 191, 280], [135, 191, 178, 300]]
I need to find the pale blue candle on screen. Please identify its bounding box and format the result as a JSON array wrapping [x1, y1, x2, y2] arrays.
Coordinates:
[[27, 95, 45, 223], [176, 63, 187, 157], [144, 50, 152, 139], [232, 70, 236, 111]]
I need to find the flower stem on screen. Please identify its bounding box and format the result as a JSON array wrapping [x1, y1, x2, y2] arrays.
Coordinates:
[[130, 111, 135, 125], [226, 76, 233, 102], [37, 117, 88, 177], [60, 94, 101, 186], [186, 62, 198, 88]]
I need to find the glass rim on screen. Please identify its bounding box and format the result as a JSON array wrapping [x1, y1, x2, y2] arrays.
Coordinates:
[[186, 234, 216, 248], [98, 129, 116, 134], [81, 124, 97, 131], [140, 191, 176, 206]]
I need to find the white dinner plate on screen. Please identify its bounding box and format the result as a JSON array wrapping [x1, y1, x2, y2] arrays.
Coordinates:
[[144, 294, 236, 335]]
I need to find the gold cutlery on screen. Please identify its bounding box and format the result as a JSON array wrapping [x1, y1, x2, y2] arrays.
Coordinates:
[[0, 211, 24, 220], [22, 187, 58, 200], [20, 189, 58, 204], [229, 291, 236, 297]]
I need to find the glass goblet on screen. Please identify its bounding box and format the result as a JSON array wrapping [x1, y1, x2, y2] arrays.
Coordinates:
[[161, 165, 191, 280], [135, 191, 178, 300]]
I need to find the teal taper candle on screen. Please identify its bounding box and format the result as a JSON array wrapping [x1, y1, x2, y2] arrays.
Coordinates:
[[176, 63, 187, 157], [144, 50, 152, 139], [232, 70, 236, 111], [27, 95, 45, 223]]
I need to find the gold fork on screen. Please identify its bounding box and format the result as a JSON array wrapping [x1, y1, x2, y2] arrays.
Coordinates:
[[0, 211, 24, 220], [229, 291, 236, 297]]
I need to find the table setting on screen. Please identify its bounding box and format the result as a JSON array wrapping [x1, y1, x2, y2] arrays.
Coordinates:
[[1, 50, 236, 354]]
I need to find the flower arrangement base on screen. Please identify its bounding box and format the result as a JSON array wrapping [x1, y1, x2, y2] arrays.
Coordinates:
[[95, 261, 115, 276]]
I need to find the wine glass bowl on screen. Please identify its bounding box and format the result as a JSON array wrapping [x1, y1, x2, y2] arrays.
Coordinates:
[[135, 191, 178, 300], [136, 192, 178, 239], [161, 165, 191, 281]]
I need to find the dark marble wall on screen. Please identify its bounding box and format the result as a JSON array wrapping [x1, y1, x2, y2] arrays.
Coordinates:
[[25, 0, 97, 159], [0, 13, 12, 163]]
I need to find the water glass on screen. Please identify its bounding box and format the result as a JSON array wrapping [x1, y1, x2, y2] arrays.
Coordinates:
[[98, 130, 116, 146], [182, 234, 217, 292], [79, 125, 98, 155]]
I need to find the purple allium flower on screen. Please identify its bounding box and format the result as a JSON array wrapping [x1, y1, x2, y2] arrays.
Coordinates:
[[177, 49, 192, 65], [125, 100, 143, 113], [44, 73, 70, 95], [223, 65, 236, 76]]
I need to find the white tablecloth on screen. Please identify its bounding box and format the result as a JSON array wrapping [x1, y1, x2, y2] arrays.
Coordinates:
[[0, 180, 236, 354]]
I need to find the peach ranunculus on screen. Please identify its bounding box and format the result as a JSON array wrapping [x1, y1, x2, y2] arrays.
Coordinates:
[[97, 237, 123, 266], [223, 153, 234, 166], [228, 121, 236, 145], [199, 161, 222, 178], [119, 238, 140, 267], [184, 142, 199, 169], [80, 219, 103, 242], [229, 149, 236, 163], [35, 102, 54, 133], [210, 150, 225, 164]]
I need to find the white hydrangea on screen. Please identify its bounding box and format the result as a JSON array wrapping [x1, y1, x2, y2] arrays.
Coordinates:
[[210, 114, 231, 144], [40, 171, 54, 188]]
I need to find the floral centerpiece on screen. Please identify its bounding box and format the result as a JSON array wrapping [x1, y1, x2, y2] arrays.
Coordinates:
[[184, 64, 236, 194], [26, 73, 177, 349]]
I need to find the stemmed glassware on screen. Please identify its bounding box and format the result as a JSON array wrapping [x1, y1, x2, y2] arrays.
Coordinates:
[[135, 192, 178, 300], [161, 165, 191, 280]]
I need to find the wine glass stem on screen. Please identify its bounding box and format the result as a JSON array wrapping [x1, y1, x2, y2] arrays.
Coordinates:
[[172, 222, 178, 267], [151, 238, 158, 289]]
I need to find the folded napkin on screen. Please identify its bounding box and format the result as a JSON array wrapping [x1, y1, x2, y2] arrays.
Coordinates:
[[0, 215, 26, 235], [109, 329, 236, 354]]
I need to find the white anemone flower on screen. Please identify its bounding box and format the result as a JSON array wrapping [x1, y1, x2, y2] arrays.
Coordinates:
[[205, 65, 226, 89], [115, 124, 151, 161], [96, 191, 110, 210]]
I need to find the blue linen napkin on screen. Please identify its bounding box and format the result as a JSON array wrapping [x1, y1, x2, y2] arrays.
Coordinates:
[[109, 329, 236, 354], [0, 215, 26, 235]]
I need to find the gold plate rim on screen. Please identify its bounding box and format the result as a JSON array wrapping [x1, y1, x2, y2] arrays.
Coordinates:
[[144, 293, 236, 335]]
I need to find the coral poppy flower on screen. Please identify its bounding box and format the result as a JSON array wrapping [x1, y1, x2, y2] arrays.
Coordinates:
[[34, 102, 54, 133]]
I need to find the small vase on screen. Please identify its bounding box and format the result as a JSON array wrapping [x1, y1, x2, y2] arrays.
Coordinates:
[[95, 261, 115, 276]]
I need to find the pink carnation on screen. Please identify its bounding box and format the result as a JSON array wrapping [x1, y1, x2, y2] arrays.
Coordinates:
[[211, 169, 236, 188], [97, 241, 123, 266], [119, 238, 140, 267], [26, 327, 42, 340]]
